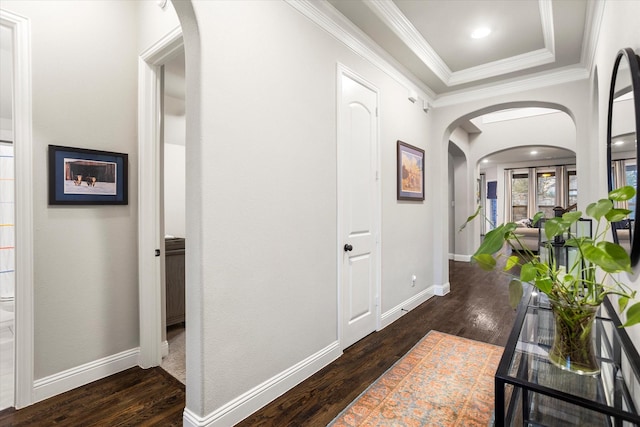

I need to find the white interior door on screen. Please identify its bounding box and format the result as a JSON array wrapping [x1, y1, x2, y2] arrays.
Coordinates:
[[339, 70, 379, 349]]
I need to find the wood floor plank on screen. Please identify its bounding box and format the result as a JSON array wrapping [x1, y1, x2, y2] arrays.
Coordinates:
[[0, 260, 515, 426], [0, 367, 185, 426]]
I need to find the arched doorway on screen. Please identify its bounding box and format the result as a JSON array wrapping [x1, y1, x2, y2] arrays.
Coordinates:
[[137, 2, 203, 420], [446, 104, 578, 262]]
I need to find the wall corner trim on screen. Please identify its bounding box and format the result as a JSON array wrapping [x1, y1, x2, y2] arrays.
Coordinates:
[[434, 282, 451, 296], [453, 254, 472, 262], [32, 348, 140, 404], [161, 340, 169, 358], [380, 287, 435, 330], [183, 341, 342, 427], [0, 7, 35, 410]]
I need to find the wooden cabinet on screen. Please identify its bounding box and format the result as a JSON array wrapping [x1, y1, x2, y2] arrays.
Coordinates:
[[165, 238, 185, 327]]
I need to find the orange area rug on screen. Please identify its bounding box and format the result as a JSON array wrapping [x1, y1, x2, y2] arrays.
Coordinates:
[[328, 331, 503, 426]]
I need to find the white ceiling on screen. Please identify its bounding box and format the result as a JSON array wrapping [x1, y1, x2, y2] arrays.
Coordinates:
[[328, 0, 592, 97]]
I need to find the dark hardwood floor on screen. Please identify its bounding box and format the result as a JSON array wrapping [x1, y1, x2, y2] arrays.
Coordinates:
[[0, 259, 516, 426], [0, 367, 185, 427]]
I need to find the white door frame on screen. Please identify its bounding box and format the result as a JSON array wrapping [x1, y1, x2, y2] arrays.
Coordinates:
[[137, 27, 183, 368], [336, 63, 382, 349], [0, 8, 34, 409]]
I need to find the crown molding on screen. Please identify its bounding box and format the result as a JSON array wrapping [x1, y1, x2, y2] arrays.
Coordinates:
[[447, 48, 555, 86], [580, 0, 605, 73], [433, 66, 589, 108], [286, 0, 436, 102], [290, 0, 590, 109], [539, 0, 555, 56], [364, 0, 450, 82], [366, 0, 556, 87]]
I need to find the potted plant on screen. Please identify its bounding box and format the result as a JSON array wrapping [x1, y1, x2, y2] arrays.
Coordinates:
[[461, 185, 640, 375]]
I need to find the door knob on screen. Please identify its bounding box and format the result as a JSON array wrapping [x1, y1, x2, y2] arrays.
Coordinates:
[[344, 244, 353, 252]]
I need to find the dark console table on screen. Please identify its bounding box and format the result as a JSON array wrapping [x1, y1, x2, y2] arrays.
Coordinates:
[[494, 285, 640, 426]]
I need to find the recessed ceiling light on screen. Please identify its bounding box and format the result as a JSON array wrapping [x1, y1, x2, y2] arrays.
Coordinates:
[[614, 140, 625, 146], [482, 159, 489, 163], [471, 27, 491, 39], [530, 150, 538, 155]]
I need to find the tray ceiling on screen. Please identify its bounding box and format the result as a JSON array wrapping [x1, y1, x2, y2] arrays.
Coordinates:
[[328, 0, 592, 97]]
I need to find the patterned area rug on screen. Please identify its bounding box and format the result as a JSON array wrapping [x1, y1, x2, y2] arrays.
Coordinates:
[[328, 331, 503, 426]]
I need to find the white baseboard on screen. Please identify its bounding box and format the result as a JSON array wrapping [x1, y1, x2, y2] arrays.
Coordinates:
[[453, 254, 472, 262], [434, 282, 451, 296], [379, 286, 435, 330], [448, 252, 454, 260], [161, 340, 169, 358], [183, 341, 342, 427], [33, 347, 140, 403]]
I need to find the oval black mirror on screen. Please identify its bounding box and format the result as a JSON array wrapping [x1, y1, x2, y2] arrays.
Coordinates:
[[608, 48, 640, 266]]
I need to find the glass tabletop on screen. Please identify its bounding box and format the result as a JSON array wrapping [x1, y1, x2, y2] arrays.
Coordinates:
[[497, 289, 640, 425]]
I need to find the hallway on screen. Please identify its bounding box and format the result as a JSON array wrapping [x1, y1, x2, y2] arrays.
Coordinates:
[[0, 260, 516, 426]]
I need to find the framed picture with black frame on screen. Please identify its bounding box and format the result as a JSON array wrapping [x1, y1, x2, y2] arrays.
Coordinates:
[[397, 140, 425, 201], [48, 145, 128, 205]]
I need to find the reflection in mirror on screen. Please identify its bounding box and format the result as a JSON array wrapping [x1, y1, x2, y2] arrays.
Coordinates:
[[608, 48, 640, 265]]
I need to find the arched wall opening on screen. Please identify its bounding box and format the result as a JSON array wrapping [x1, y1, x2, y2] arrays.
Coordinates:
[[444, 102, 579, 265], [169, 3, 203, 416], [448, 141, 468, 260], [137, 0, 205, 419]]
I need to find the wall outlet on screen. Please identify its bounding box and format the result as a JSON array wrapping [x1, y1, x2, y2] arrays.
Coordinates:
[[411, 274, 416, 287]]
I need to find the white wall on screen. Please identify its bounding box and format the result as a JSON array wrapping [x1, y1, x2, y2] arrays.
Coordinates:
[[2, 0, 140, 379], [448, 152, 455, 256], [448, 129, 471, 259], [182, 0, 433, 419], [471, 111, 576, 163], [0, 118, 11, 141], [164, 92, 186, 238], [591, 0, 640, 348], [484, 167, 497, 182], [164, 143, 185, 238], [136, 0, 180, 54]]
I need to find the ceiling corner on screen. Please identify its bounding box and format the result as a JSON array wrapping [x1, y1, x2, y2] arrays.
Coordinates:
[[580, 0, 606, 73]]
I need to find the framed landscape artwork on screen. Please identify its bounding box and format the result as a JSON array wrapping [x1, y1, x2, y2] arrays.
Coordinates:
[[397, 140, 425, 201], [48, 145, 128, 205]]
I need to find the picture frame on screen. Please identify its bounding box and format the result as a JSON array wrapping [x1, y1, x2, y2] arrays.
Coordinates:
[[397, 140, 425, 201], [48, 145, 128, 205]]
